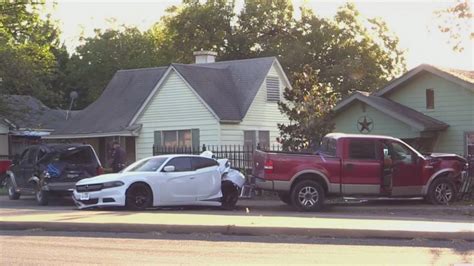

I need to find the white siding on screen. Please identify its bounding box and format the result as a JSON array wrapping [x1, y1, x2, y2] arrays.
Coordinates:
[[0, 123, 8, 134], [135, 70, 220, 159], [220, 63, 289, 146]]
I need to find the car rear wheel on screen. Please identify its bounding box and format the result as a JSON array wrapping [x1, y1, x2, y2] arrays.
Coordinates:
[[6, 179, 20, 200], [126, 183, 153, 210], [427, 178, 456, 205], [221, 181, 239, 210], [35, 186, 49, 206], [291, 180, 325, 212]]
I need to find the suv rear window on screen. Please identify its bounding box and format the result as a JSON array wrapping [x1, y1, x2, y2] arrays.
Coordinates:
[[56, 147, 95, 164]]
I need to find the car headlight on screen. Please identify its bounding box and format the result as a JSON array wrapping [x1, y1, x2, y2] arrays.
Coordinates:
[[102, 181, 124, 189]]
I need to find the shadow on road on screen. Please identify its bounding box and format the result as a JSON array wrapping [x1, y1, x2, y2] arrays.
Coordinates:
[[0, 229, 472, 254]]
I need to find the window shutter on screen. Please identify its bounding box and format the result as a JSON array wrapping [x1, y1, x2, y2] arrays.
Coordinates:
[[266, 76, 280, 102], [154, 131, 162, 147], [191, 129, 200, 150]]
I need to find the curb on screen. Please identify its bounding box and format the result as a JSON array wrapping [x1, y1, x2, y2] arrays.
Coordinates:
[[1, 221, 473, 241]]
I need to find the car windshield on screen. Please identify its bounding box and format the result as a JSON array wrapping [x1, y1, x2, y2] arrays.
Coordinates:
[[123, 157, 168, 172]]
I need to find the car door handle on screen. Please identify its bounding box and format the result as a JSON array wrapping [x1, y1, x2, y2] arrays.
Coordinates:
[[189, 177, 195, 180]]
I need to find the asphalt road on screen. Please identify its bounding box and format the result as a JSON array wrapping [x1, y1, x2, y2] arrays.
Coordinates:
[[1, 230, 472, 265]]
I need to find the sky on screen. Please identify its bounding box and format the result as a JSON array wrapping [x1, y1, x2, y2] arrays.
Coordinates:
[[46, 0, 473, 70]]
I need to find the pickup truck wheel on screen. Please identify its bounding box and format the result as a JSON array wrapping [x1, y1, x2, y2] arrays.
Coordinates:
[[6, 179, 20, 200], [221, 182, 239, 210], [278, 192, 292, 205], [291, 180, 325, 212], [35, 187, 49, 206], [427, 178, 456, 205], [126, 183, 153, 210]]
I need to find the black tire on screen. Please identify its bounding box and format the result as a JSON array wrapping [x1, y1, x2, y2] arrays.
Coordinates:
[[35, 187, 49, 206], [6, 179, 20, 200], [221, 182, 239, 210], [427, 178, 456, 205], [278, 192, 292, 205], [291, 180, 325, 212], [126, 183, 153, 210]]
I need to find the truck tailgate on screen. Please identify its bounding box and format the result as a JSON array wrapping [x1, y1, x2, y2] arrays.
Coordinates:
[[252, 150, 267, 179]]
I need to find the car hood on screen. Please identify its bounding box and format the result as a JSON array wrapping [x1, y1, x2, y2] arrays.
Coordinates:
[[76, 172, 146, 185], [426, 153, 467, 163]]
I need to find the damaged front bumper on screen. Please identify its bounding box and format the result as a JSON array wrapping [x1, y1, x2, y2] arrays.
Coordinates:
[[72, 187, 126, 209]]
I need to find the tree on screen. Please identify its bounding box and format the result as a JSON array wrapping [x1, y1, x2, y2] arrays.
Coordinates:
[[0, 1, 65, 110], [435, 0, 473, 52], [153, 0, 235, 64], [278, 65, 338, 150], [64, 27, 165, 108]]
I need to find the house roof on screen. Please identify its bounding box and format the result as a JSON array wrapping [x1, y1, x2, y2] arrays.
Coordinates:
[[47, 56, 281, 137], [1, 95, 67, 131], [374, 64, 474, 96], [172, 57, 276, 121], [334, 92, 449, 132], [52, 67, 168, 137]]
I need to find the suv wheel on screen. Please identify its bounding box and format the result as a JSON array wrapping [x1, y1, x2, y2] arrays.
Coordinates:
[[6, 179, 20, 200], [427, 178, 456, 205], [35, 186, 49, 206], [291, 180, 325, 212]]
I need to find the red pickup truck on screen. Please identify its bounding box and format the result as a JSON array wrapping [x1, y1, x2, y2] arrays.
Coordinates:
[[253, 133, 470, 211]]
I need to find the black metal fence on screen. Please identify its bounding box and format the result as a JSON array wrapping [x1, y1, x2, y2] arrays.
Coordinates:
[[153, 144, 282, 175]]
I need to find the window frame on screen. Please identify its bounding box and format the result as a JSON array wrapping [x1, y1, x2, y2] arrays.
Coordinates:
[[426, 88, 434, 109], [164, 157, 193, 172], [348, 139, 378, 161]]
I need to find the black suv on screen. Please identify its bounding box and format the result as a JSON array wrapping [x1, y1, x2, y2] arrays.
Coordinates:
[[5, 144, 103, 205]]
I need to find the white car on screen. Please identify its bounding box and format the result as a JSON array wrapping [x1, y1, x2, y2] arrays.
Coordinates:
[[72, 153, 245, 210]]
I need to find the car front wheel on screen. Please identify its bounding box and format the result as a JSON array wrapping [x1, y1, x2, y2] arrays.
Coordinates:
[[126, 183, 153, 210], [221, 181, 239, 210], [427, 178, 456, 205], [291, 180, 325, 212]]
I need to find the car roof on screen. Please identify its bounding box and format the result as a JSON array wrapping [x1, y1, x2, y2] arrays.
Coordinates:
[[145, 154, 211, 160], [325, 133, 399, 141]]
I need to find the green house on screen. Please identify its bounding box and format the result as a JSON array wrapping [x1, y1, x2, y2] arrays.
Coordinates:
[[333, 64, 474, 160]]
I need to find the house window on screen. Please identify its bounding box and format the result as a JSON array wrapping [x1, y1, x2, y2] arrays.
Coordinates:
[[426, 89, 434, 109], [266, 76, 280, 102], [155, 129, 198, 148], [244, 130, 270, 148]]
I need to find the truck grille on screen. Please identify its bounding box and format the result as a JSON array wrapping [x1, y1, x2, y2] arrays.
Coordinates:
[[76, 183, 103, 192]]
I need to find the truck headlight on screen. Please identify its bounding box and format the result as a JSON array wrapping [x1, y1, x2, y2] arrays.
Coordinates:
[[102, 181, 124, 189]]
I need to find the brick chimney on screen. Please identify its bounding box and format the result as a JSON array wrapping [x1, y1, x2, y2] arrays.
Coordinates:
[[193, 50, 217, 64]]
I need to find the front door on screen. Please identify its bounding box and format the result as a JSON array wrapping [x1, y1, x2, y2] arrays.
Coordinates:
[[160, 157, 198, 203], [386, 140, 422, 196]]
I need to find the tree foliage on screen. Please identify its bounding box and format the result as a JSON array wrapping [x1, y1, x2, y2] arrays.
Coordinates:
[[278, 65, 338, 150], [435, 0, 473, 52], [65, 27, 165, 107], [0, 0, 65, 110]]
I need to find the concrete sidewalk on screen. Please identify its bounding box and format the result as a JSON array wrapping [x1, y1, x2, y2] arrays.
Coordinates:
[[1, 200, 473, 240]]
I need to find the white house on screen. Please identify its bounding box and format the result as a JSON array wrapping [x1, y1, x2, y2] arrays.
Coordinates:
[[41, 52, 291, 163]]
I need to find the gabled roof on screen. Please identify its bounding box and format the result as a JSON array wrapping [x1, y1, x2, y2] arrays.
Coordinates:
[[171, 57, 276, 121], [52, 67, 168, 137], [334, 92, 449, 132], [374, 64, 474, 96], [46, 56, 283, 138]]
